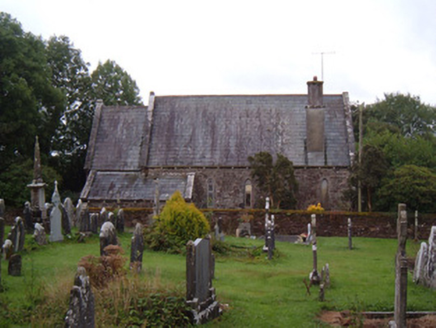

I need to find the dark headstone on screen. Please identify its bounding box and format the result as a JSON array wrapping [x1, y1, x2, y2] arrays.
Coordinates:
[[0, 199, 4, 217], [9, 217, 25, 252], [8, 253, 22, 276], [130, 223, 144, 272], [186, 237, 221, 324], [64, 197, 75, 228], [116, 209, 124, 233], [78, 204, 90, 233], [61, 204, 71, 235], [33, 223, 47, 246], [99, 221, 118, 256], [23, 201, 34, 233], [100, 207, 108, 223], [89, 213, 98, 234], [237, 222, 251, 237], [65, 266, 95, 328]]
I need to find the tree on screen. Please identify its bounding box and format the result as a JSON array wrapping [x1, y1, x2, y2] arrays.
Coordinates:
[[248, 152, 298, 209], [91, 60, 143, 106], [376, 165, 436, 213], [46, 35, 94, 193], [350, 145, 389, 212], [0, 13, 64, 170]]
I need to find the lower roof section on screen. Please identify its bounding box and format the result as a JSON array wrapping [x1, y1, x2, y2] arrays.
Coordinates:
[[80, 170, 194, 202]]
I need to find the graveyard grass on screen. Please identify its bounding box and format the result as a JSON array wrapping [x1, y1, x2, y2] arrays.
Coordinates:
[[1, 232, 436, 327]]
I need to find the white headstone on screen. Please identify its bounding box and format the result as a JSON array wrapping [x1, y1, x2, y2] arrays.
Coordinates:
[[49, 181, 64, 242]]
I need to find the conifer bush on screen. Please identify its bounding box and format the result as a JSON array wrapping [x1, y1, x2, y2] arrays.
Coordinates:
[[145, 191, 210, 253]]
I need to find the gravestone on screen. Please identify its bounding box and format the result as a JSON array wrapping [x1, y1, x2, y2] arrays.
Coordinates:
[[306, 223, 312, 244], [78, 203, 90, 232], [186, 237, 221, 324], [89, 213, 98, 234], [99, 221, 118, 256], [130, 223, 144, 272], [64, 197, 75, 228], [76, 199, 83, 227], [49, 181, 64, 242], [348, 218, 352, 250], [65, 266, 95, 328], [100, 207, 108, 223], [9, 217, 25, 252], [34, 223, 47, 246], [0, 217, 4, 250], [414, 210, 419, 241], [414, 242, 428, 285], [61, 203, 71, 235], [108, 212, 116, 226], [0, 198, 4, 217], [23, 201, 34, 233], [116, 209, 124, 233], [394, 203, 407, 328], [8, 253, 22, 276], [309, 214, 320, 285], [236, 222, 251, 237], [263, 197, 270, 250], [214, 217, 224, 241], [3, 239, 13, 260]]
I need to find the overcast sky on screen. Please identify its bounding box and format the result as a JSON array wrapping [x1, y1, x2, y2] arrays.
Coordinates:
[[3, 0, 436, 106]]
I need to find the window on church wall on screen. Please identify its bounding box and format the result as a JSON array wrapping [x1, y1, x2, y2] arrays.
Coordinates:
[[207, 178, 214, 208], [321, 179, 329, 209], [245, 180, 252, 208]]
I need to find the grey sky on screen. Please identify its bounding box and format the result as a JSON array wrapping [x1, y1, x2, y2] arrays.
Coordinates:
[[3, 0, 436, 106]]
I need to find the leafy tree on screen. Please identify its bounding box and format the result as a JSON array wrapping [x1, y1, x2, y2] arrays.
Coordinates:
[[248, 152, 298, 209], [376, 165, 436, 213], [350, 145, 389, 212], [0, 13, 64, 169], [46, 35, 94, 192], [91, 60, 143, 106]]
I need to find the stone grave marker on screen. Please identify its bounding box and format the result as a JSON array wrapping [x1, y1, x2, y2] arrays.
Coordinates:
[[236, 222, 251, 238], [100, 207, 108, 223], [8, 217, 25, 252], [306, 223, 312, 244], [0, 198, 4, 217], [64, 197, 75, 228], [116, 209, 125, 233], [89, 213, 98, 234], [76, 199, 83, 226], [34, 223, 47, 246], [108, 212, 116, 226], [130, 223, 144, 272], [65, 266, 95, 328], [99, 221, 118, 256], [61, 203, 71, 235], [186, 237, 221, 324], [425, 226, 436, 288], [49, 181, 64, 242], [8, 253, 22, 276], [23, 201, 34, 233], [3, 239, 13, 259], [309, 214, 320, 285], [348, 218, 352, 250], [0, 216, 4, 250], [394, 203, 407, 328], [214, 217, 224, 241], [78, 203, 90, 233]]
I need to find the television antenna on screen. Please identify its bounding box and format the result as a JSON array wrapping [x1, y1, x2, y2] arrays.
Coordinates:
[[312, 51, 335, 81]]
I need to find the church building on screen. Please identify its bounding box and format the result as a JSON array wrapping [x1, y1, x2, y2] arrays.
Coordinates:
[[80, 77, 355, 210]]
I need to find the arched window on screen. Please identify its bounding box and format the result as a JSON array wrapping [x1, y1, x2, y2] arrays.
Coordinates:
[[207, 178, 214, 208], [245, 180, 252, 208], [321, 179, 329, 209]]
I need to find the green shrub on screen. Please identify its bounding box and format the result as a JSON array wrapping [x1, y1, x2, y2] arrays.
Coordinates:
[[146, 191, 210, 253]]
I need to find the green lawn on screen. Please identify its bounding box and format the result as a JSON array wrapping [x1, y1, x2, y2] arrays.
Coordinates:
[[1, 232, 435, 327]]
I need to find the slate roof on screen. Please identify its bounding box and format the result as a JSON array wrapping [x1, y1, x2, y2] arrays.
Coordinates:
[[147, 94, 352, 167]]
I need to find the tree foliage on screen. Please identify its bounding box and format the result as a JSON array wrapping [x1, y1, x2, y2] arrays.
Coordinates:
[[248, 152, 298, 209]]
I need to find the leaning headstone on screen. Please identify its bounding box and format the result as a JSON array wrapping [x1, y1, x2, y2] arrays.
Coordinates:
[[99, 221, 118, 256], [33, 223, 48, 246], [61, 203, 71, 235], [3, 239, 13, 260], [65, 266, 95, 328], [130, 223, 144, 272], [23, 201, 34, 233], [414, 242, 428, 285], [116, 209, 124, 233], [12, 217, 25, 252], [186, 237, 221, 324], [8, 253, 22, 276], [0, 217, 4, 250], [64, 197, 75, 228], [49, 181, 64, 242], [0, 199, 5, 217], [394, 203, 408, 328]]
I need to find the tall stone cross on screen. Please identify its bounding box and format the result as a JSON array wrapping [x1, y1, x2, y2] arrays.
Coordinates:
[[27, 136, 47, 221]]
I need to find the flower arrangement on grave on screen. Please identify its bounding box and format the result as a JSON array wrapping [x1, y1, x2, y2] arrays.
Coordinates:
[[307, 203, 324, 213]]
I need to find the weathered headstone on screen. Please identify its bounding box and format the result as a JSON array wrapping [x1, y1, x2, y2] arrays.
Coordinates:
[[394, 203, 407, 328], [310, 214, 320, 285], [78, 203, 90, 233], [99, 221, 118, 256], [61, 203, 71, 235], [186, 237, 221, 324], [0, 217, 4, 250], [0, 198, 5, 217], [130, 223, 144, 272], [263, 197, 270, 250], [76, 199, 83, 227], [23, 201, 34, 233], [236, 222, 251, 238], [65, 266, 95, 328], [108, 212, 116, 226], [100, 207, 108, 223], [414, 242, 428, 285], [425, 226, 436, 288], [414, 210, 419, 241], [64, 197, 75, 228], [306, 223, 312, 244], [89, 213, 98, 234], [9, 217, 25, 252], [49, 181, 64, 242], [33, 223, 48, 246], [214, 217, 224, 242], [116, 209, 124, 233], [3, 239, 13, 260], [8, 253, 22, 276], [348, 218, 352, 250]]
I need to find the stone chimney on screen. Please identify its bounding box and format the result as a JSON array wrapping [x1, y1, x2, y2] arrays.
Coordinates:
[[307, 76, 324, 108]]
